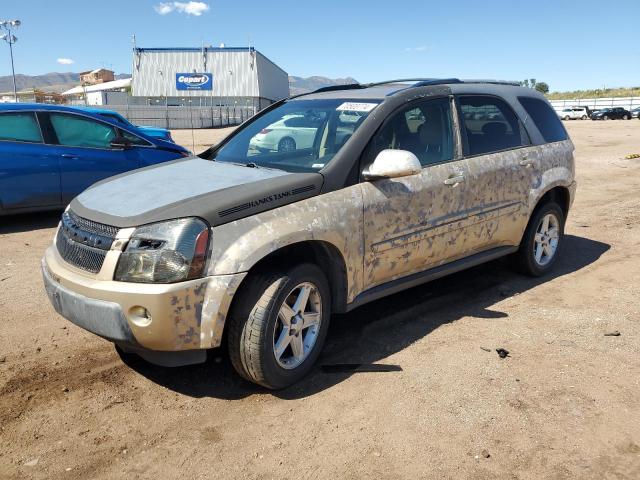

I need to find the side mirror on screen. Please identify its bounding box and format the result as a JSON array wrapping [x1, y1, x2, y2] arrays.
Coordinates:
[[110, 136, 131, 149], [363, 149, 422, 180]]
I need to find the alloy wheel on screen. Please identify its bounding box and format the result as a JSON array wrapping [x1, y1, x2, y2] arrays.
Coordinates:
[[278, 137, 296, 152], [272, 282, 322, 369], [533, 213, 560, 266]]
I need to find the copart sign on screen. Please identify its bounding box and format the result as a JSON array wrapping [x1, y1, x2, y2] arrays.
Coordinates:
[[176, 73, 213, 91]]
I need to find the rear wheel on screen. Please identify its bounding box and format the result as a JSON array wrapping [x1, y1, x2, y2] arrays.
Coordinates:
[[581, 115, 587, 120], [563, 115, 570, 120], [622, 114, 629, 120], [515, 202, 565, 276], [227, 263, 330, 389], [277, 136, 296, 153]]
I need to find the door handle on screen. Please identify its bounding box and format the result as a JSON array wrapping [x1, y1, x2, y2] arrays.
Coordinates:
[[444, 174, 465, 185], [519, 157, 534, 167], [61, 154, 79, 159]]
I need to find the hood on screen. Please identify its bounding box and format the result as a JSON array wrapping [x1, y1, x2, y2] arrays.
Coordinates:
[[148, 136, 187, 152], [138, 125, 170, 137], [70, 157, 324, 228]]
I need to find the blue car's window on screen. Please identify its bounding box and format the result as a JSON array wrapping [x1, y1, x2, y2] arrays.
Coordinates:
[[120, 129, 151, 146], [0, 112, 43, 143], [50, 113, 116, 149]]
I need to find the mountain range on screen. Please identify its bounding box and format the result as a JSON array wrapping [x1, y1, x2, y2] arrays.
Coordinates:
[[0, 72, 131, 93], [288, 76, 359, 95], [0, 72, 358, 95]]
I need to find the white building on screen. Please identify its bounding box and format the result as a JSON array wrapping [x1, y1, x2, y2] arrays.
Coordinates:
[[131, 46, 289, 109], [62, 78, 132, 105]]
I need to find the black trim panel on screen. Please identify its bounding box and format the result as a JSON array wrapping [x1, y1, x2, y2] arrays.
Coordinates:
[[346, 246, 518, 311]]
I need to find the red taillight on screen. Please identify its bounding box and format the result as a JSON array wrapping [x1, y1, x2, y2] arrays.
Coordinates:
[[259, 128, 272, 134]]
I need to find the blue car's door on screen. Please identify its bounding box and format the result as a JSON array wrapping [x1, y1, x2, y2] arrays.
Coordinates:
[[45, 112, 142, 204], [0, 111, 62, 210]]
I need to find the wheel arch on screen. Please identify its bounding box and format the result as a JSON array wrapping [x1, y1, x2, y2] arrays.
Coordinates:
[[231, 240, 349, 315], [533, 185, 571, 219]]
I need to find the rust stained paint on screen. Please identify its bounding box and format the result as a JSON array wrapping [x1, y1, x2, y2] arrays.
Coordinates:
[[208, 187, 365, 303], [206, 139, 574, 307], [361, 139, 575, 288], [167, 281, 208, 349], [199, 273, 247, 349]]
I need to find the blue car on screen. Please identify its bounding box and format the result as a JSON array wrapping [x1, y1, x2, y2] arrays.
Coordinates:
[[78, 107, 175, 142], [0, 103, 190, 215]]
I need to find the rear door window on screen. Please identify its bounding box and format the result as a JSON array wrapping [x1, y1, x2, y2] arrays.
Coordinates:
[[0, 112, 43, 143], [518, 97, 568, 143], [458, 95, 529, 156], [49, 113, 117, 149]]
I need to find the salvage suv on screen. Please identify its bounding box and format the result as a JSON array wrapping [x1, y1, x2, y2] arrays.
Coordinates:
[[42, 79, 576, 389]]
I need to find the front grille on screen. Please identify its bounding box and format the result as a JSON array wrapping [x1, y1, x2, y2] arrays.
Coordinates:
[[66, 209, 118, 238], [55, 211, 119, 273]]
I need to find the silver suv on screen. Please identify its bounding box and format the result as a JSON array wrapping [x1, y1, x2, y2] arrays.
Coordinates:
[[42, 79, 576, 389]]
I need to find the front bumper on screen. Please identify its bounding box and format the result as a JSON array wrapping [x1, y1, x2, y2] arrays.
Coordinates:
[[42, 245, 246, 353]]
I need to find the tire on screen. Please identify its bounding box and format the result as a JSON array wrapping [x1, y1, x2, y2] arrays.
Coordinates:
[[563, 116, 570, 121], [515, 202, 565, 277], [227, 263, 331, 389], [622, 115, 629, 120], [603, 115, 609, 120], [277, 136, 296, 153], [581, 115, 587, 120]]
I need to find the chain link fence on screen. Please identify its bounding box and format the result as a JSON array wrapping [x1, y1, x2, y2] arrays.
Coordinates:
[[550, 97, 640, 111], [100, 105, 258, 129]]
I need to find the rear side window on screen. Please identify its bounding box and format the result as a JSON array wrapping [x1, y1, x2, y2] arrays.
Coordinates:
[[459, 95, 529, 156], [50, 113, 116, 149], [518, 97, 568, 143], [0, 112, 43, 143]]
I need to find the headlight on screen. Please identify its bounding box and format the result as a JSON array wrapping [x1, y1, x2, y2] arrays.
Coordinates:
[[114, 218, 210, 283]]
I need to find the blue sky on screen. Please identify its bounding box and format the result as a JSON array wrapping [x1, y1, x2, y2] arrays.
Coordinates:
[[1, 0, 639, 91]]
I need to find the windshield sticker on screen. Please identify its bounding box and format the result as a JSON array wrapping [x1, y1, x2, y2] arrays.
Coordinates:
[[336, 102, 378, 112]]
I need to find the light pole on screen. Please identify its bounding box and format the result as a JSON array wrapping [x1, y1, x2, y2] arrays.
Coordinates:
[[0, 19, 21, 103]]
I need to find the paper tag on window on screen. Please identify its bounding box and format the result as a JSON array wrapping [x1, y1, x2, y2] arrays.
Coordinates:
[[336, 102, 378, 112]]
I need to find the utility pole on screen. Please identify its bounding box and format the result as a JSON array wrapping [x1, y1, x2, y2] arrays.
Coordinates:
[[0, 19, 21, 102]]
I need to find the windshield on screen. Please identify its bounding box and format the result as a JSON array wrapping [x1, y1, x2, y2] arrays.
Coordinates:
[[209, 99, 379, 173]]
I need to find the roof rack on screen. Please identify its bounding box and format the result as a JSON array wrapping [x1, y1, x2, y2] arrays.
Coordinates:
[[293, 78, 521, 99]]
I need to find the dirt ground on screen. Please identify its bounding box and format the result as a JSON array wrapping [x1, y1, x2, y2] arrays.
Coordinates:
[[1, 121, 639, 479]]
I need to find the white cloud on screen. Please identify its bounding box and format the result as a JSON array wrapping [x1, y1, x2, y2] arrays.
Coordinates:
[[405, 46, 429, 53], [154, 1, 210, 16], [154, 2, 174, 14], [57, 58, 74, 65]]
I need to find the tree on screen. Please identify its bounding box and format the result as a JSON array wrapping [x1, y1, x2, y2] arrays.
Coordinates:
[[535, 82, 550, 94], [530, 78, 537, 89], [521, 79, 530, 88]]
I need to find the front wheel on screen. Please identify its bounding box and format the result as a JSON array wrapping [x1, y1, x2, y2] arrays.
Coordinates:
[[227, 263, 331, 389], [581, 115, 587, 120], [563, 115, 570, 121], [515, 202, 565, 276]]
